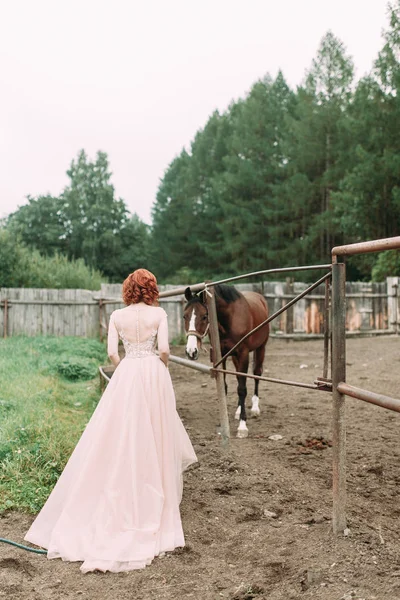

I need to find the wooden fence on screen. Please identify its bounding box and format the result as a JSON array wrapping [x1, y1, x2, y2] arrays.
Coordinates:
[[0, 278, 398, 340]]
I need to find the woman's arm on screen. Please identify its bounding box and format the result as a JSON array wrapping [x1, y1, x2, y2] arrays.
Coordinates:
[[107, 313, 121, 367], [157, 310, 170, 367]]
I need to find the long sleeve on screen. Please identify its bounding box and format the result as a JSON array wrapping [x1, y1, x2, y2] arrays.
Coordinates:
[[157, 310, 170, 356], [107, 312, 120, 366]]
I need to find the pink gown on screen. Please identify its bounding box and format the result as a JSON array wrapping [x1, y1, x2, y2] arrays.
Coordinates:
[[24, 304, 197, 573]]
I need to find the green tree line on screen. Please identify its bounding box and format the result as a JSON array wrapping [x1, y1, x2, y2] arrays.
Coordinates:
[[2, 2, 400, 287], [152, 2, 400, 282], [3, 150, 151, 287]]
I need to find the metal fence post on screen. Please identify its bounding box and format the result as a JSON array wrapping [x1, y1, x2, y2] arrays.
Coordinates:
[[323, 278, 330, 379], [206, 288, 230, 447], [331, 261, 347, 533]]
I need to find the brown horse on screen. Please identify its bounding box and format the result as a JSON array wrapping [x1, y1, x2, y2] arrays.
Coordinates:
[[184, 284, 269, 438]]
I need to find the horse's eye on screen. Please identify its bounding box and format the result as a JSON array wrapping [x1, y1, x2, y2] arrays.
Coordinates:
[[202, 315, 208, 321]]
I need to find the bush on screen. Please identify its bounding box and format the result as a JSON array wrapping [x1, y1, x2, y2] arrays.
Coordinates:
[[0, 229, 105, 289], [372, 250, 400, 281], [53, 357, 98, 381], [29, 337, 106, 381], [160, 266, 202, 285], [30, 337, 106, 381]]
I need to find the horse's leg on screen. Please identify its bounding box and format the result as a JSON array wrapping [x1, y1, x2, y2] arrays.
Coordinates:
[[233, 353, 241, 420], [232, 351, 249, 438], [235, 401, 241, 420], [251, 344, 266, 417], [231, 353, 242, 420]]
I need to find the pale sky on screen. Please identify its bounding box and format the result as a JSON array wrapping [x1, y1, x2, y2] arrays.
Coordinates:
[[0, 0, 390, 224]]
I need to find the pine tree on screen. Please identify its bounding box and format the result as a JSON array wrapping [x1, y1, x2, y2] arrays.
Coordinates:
[[333, 2, 400, 277], [214, 74, 297, 272], [290, 31, 354, 263]]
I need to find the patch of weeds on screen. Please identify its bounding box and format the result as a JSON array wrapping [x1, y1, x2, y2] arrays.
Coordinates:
[[52, 356, 98, 381], [0, 399, 16, 413], [0, 442, 14, 462]]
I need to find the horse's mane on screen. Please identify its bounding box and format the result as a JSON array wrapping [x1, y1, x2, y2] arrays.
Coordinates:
[[214, 284, 242, 304]]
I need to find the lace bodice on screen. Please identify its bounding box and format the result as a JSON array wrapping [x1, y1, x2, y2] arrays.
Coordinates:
[[119, 328, 157, 359], [107, 305, 169, 362]]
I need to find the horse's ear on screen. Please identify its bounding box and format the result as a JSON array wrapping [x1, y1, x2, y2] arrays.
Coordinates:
[[184, 287, 193, 301], [200, 290, 207, 304]]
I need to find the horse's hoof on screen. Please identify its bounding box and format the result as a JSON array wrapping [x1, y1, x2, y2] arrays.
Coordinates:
[[236, 420, 248, 438], [250, 408, 260, 418], [234, 406, 241, 420], [236, 428, 249, 439]]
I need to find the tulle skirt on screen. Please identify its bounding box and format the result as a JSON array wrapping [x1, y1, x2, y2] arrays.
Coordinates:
[[24, 355, 197, 573]]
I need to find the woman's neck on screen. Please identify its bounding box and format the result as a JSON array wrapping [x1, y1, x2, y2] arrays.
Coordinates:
[[129, 301, 149, 307]]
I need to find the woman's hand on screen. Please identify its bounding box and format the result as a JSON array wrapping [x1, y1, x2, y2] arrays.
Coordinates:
[[159, 352, 169, 368], [109, 353, 121, 368]]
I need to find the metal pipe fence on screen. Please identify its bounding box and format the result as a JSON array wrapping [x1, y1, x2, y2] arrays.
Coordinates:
[[332, 236, 400, 259], [98, 236, 400, 536], [337, 382, 400, 413], [158, 264, 332, 299], [331, 235, 400, 534]]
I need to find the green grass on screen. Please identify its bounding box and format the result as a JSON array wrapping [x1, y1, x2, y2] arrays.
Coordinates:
[[0, 336, 107, 513]]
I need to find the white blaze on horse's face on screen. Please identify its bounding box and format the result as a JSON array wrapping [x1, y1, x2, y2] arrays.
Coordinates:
[[186, 307, 199, 360]]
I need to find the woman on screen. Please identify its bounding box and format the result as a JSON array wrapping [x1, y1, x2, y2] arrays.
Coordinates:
[[24, 268, 197, 573]]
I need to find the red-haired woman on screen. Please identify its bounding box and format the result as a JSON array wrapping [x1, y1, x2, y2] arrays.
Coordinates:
[[24, 269, 197, 573]]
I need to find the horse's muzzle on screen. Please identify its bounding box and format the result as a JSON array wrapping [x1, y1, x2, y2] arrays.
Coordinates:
[[185, 348, 199, 361]]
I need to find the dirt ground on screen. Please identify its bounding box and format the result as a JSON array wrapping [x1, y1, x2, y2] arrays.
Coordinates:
[[1, 336, 400, 600]]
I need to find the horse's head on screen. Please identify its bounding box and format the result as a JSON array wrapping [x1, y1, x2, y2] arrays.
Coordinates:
[[183, 287, 209, 360]]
